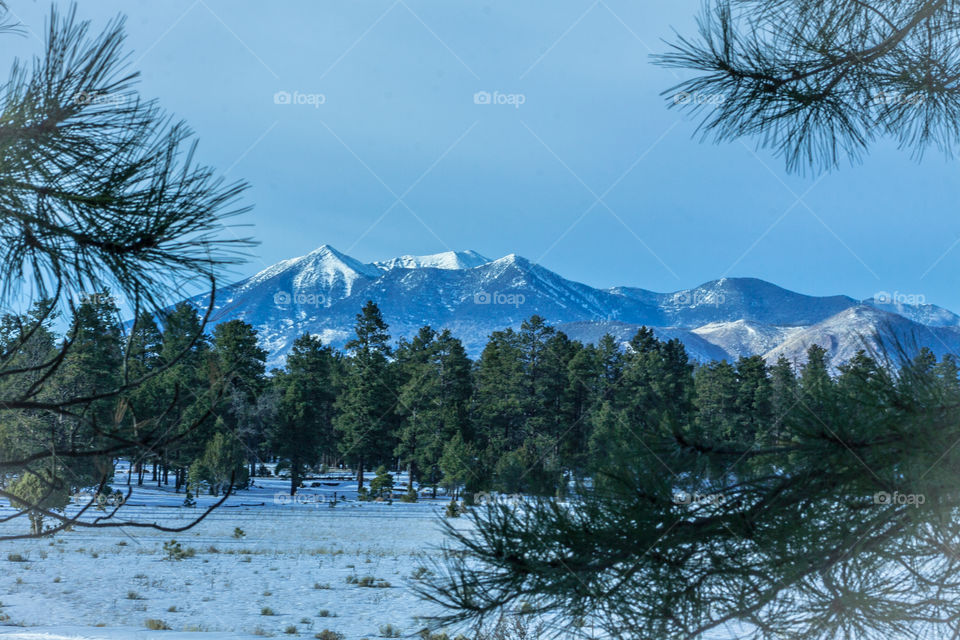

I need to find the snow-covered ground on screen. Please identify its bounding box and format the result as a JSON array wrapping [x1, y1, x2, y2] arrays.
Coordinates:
[[0, 469, 463, 640]]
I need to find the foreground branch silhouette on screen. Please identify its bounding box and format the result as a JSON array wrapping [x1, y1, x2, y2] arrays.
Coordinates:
[[419, 344, 960, 640], [657, 0, 960, 172], [0, 3, 252, 539]]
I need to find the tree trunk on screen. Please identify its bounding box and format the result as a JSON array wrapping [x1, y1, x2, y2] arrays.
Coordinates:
[[357, 458, 365, 491], [290, 457, 299, 496], [407, 462, 413, 491]]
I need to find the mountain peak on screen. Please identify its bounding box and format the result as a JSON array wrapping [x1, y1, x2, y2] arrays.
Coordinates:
[[192, 246, 960, 368], [373, 249, 491, 271]]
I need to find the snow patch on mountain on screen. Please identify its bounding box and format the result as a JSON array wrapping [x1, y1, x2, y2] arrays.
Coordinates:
[[180, 245, 960, 368], [372, 250, 490, 271], [762, 306, 960, 370], [693, 320, 805, 360]]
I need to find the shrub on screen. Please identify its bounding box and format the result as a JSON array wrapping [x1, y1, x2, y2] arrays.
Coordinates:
[[355, 575, 391, 588], [400, 489, 418, 503], [144, 619, 170, 630], [369, 466, 395, 498], [233, 527, 246, 539], [445, 500, 462, 518], [314, 631, 344, 640], [7, 553, 26, 562], [313, 582, 331, 590], [283, 625, 297, 634], [410, 566, 432, 580], [379, 623, 402, 637], [162, 540, 195, 561], [260, 606, 276, 616], [318, 609, 333, 617]]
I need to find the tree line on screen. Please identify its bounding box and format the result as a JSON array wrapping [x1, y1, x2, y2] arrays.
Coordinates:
[[7, 294, 956, 510]]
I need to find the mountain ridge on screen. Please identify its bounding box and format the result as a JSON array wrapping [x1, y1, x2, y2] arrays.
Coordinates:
[[185, 245, 960, 369]]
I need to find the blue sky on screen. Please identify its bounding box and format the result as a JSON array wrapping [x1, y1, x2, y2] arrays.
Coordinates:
[[7, 1, 960, 311]]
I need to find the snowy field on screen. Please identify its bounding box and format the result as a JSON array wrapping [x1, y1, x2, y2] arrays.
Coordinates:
[[0, 469, 464, 640]]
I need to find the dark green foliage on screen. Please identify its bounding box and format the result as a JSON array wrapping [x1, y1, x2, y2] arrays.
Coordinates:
[[656, 0, 960, 173], [0, 3, 251, 537], [334, 301, 396, 490], [369, 465, 394, 498], [418, 343, 960, 640], [189, 427, 248, 496], [271, 334, 338, 495], [394, 327, 473, 495]]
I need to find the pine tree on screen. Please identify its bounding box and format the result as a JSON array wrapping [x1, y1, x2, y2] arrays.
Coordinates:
[[656, 0, 960, 172], [395, 328, 472, 495], [733, 355, 772, 443], [189, 426, 248, 496], [334, 301, 397, 491], [211, 320, 267, 477], [0, 4, 250, 537], [151, 303, 216, 490], [693, 360, 739, 441], [369, 465, 395, 499], [272, 334, 337, 495]]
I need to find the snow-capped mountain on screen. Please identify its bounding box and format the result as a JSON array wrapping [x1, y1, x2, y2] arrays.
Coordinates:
[[372, 250, 490, 271], [186, 245, 960, 368], [692, 320, 805, 361], [763, 306, 960, 370]]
